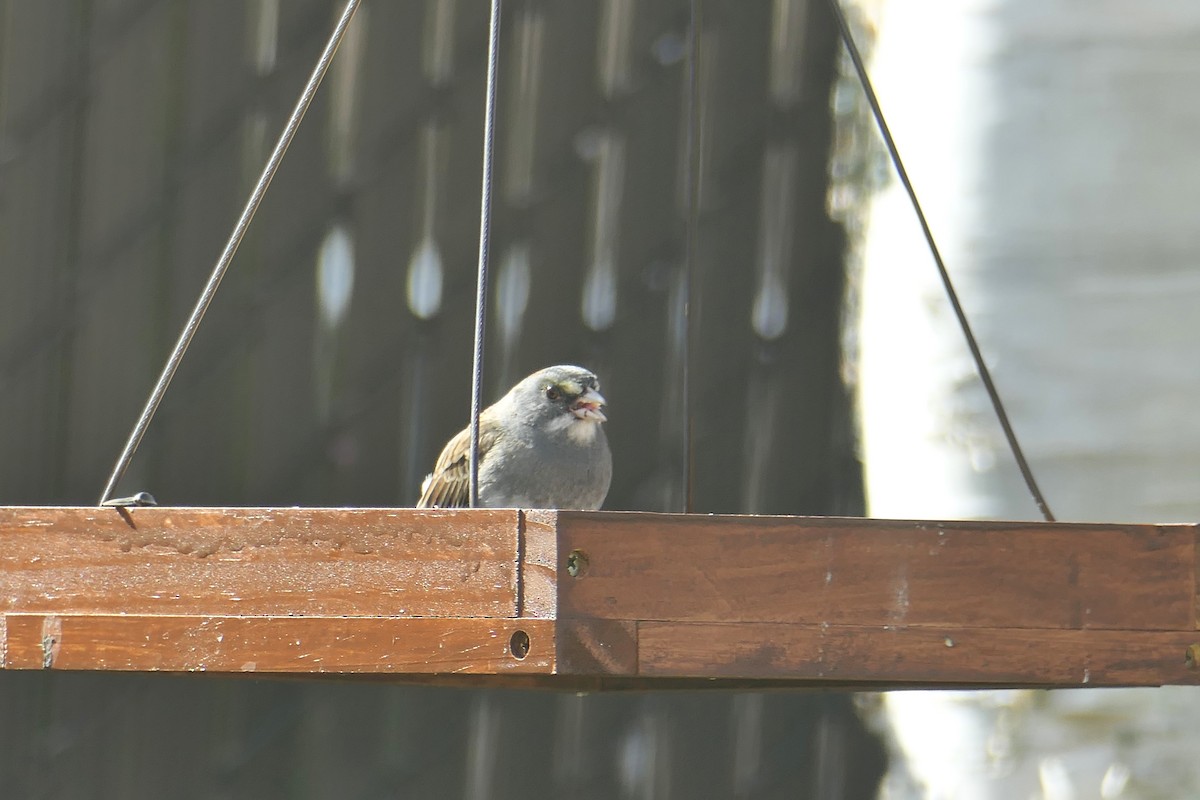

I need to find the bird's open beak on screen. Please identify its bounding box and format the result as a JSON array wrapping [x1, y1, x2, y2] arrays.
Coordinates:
[[570, 388, 607, 422]]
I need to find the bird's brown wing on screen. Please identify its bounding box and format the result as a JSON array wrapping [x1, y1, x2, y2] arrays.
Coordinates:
[[416, 419, 500, 508]]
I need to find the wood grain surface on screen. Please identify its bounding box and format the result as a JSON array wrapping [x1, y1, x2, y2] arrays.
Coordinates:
[[1, 613, 554, 673], [0, 507, 522, 617], [519, 509, 559, 618], [3, 508, 1198, 687], [557, 512, 1197, 631], [635, 622, 1200, 686]]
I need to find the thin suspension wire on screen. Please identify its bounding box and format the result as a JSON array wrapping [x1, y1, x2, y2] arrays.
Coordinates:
[[826, 0, 1055, 522], [681, 0, 702, 514], [98, 0, 362, 505], [469, 0, 503, 508]]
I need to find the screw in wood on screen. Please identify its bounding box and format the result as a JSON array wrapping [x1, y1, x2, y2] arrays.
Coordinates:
[[566, 550, 588, 578], [510, 629, 530, 660], [1186, 643, 1200, 670]]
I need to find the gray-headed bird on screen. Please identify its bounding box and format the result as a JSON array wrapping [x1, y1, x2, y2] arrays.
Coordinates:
[[417, 365, 612, 510]]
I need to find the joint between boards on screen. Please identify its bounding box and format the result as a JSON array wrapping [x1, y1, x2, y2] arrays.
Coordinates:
[[516, 509, 559, 620], [41, 615, 61, 669], [516, 510, 527, 618]]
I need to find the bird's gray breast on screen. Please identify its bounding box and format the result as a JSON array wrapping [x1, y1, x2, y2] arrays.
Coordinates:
[[479, 424, 612, 510]]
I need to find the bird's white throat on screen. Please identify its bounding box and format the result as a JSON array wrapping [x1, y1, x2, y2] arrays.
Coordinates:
[[547, 413, 601, 445]]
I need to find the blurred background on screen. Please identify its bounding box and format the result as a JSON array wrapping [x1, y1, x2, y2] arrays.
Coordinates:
[[3, 0, 1200, 797], [0, 0, 884, 797], [859, 1, 1200, 798]]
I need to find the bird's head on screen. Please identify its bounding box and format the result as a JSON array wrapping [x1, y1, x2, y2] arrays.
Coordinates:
[[507, 365, 608, 434]]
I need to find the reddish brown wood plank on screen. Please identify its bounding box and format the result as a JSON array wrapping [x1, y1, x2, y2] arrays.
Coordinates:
[[556, 619, 637, 675], [0, 507, 521, 617], [519, 509, 558, 618], [558, 512, 1197, 631], [3, 507, 1197, 688], [1194, 525, 1200, 630], [637, 622, 1200, 687], [1, 614, 554, 674]]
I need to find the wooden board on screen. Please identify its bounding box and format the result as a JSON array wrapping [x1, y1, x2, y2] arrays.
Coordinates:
[[635, 622, 1199, 687], [0, 507, 523, 618], [1, 614, 552, 673], [556, 513, 1196, 631], [2, 507, 1198, 688]]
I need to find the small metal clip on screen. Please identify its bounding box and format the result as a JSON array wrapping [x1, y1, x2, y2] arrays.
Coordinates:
[[100, 491, 158, 508]]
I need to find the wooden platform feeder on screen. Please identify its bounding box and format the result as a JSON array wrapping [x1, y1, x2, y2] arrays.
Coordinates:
[[1, 507, 1197, 690]]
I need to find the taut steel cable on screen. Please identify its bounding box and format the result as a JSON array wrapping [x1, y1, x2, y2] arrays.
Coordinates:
[[469, 0, 504, 508], [826, 0, 1055, 521], [99, 0, 363, 505]]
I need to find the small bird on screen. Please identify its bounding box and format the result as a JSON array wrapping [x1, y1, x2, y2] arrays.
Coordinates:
[[417, 365, 612, 509]]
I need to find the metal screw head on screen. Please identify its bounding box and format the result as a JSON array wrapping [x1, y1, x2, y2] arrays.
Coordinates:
[[1186, 643, 1200, 670], [566, 550, 588, 578]]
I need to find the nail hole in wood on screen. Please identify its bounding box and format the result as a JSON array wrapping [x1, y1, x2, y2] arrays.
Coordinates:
[[510, 629, 530, 660]]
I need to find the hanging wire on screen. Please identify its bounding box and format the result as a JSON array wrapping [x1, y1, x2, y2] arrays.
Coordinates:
[[98, 0, 363, 505], [469, 0, 504, 508], [681, 0, 702, 513], [826, 0, 1055, 522]]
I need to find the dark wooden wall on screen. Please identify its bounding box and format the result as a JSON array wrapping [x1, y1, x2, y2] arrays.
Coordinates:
[[0, 0, 884, 796]]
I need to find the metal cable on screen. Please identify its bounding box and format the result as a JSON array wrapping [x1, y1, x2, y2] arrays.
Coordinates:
[[826, 0, 1055, 522], [469, 0, 504, 508], [98, 0, 362, 504], [682, 0, 702, 514]]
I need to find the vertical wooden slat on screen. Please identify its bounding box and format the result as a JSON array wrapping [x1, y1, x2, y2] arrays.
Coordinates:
[[520, 508, 559, 618]]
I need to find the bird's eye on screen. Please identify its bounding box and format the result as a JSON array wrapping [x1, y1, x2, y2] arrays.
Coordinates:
[[545, 386, 560, 401]]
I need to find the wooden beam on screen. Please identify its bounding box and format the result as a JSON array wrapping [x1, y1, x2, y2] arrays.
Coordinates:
[[635, 623, 1199, 687], [556, 513, 1195, 631], [0, 507, 522, 617], [1, 614, 551, 673], [1, 507, 1197, 689]]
